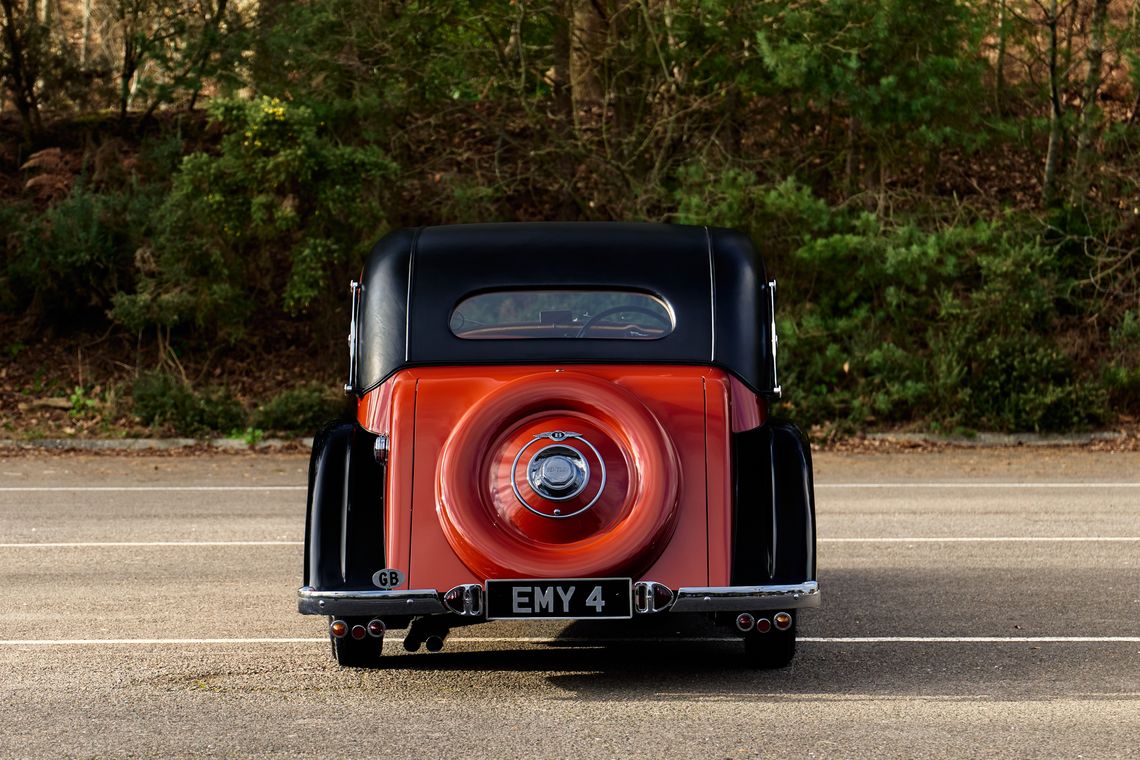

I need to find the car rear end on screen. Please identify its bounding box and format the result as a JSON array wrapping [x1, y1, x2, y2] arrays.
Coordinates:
[[298, 223, 818, 667]]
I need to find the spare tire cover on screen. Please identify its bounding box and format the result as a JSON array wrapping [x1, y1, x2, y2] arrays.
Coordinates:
[[436, 371, 681, 579]]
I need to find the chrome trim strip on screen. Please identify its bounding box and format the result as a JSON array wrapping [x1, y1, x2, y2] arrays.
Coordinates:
[[344, 279, 361, 394], [705, 226, 715, 362], [670, 582, 819, 612], [768, 279, 781, 397], [297, 586, 445, 616]]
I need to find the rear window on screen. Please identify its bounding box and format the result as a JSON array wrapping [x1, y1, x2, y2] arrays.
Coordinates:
[[450, 290, 674, 340]]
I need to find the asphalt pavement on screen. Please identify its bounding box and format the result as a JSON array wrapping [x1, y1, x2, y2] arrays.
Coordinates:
[[1, 448, 1138, 759]]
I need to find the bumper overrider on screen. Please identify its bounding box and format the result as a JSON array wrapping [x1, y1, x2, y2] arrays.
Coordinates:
[[297, 581, 820, 617]]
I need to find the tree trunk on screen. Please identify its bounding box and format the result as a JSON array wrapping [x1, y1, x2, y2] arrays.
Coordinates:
[[995, 0, 1007, 114], [569, 0, 606, 123], [844, 116, 861, 197], [1042, 0, 1063, 206], [81, 0, 91, 66], [0, 0, 43, 140], [120, 32, 136, 120], [251, 0, 287, 87], [1069, 0, 1109, 204], [551, 0, 572, 119], [184, 0, 229, 113]]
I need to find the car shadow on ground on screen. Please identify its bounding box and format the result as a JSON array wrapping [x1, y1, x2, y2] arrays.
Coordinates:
[[374, 636, 1138, 703], [363, 585, 1139, 702]]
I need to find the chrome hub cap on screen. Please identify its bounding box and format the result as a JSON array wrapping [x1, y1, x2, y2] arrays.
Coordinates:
[[510, 431, 606, 519], [527, 447, 589, 500]]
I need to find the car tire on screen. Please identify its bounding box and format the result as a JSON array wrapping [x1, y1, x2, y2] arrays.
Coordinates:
[[329, 617, 384, 668], [743, 616, 796, 669]]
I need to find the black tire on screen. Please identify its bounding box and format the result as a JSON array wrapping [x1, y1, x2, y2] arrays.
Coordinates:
[[328, 617, 384, 668], [743, 615, 796, 669]]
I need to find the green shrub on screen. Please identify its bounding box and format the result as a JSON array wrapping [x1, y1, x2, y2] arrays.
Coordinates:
[[131, 371, 246, 435], [684, 178, 1110, 433], [111, 97, 396, 339], [252, 383, 346, 434], [8, 187, 129, 323]]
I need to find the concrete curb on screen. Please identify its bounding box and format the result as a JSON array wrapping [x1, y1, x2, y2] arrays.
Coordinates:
[[0, 432, 1132, 452], [863, 431, 1130, 447], [0, 437, 315, 452]]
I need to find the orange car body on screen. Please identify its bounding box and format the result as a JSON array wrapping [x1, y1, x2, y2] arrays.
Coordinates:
[[358, 365, 764, 592]]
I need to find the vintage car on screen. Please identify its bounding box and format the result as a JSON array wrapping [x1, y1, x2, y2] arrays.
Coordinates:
[[299, 222, 818, 668]]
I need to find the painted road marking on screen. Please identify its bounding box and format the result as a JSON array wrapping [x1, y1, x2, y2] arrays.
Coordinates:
[[818, 537, 1140, 543], [2, 482, 1140, 492], [1, 636, 1138, 646], [0, 541, 303, 548], [0, 486, 304, 492], [816, 483, 1140, 489], [3, 537, 1138, 548]]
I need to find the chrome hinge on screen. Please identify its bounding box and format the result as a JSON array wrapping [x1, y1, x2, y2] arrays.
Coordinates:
[[344, 279, 361, 394], [768, 279, 781, 397]]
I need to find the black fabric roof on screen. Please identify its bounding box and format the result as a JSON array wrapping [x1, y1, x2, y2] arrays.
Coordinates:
[[354, 222, 775, 395]]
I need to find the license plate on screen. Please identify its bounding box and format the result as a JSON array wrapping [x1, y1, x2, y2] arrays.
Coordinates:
[[485, 578, 632, 620]]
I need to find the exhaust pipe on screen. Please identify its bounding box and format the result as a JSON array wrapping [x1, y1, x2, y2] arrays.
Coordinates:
[[404, 618, 449, 652]]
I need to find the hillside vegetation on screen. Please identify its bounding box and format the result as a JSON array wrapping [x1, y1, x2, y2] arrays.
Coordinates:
[[1, 1, 1139, 437]]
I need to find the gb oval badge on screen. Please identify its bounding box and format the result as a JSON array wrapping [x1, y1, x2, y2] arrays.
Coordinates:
[[371, 568, 404, 589]]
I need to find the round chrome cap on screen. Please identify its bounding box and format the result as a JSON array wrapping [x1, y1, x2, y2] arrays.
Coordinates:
[[527, 445, 589, 500]]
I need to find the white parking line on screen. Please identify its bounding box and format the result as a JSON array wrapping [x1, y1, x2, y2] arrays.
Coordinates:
[[2, 537, 1136, 548], [1, 636, 1138, 646], [0, 541, 303, 548], [0, 486, 304, 492], [816, 483, 1140, 488], [2, 482, 1138, 492], [819, 537, 1140, 543]]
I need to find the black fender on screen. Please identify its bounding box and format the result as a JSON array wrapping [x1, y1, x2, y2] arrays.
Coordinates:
[[730, 419, 817, 585], [303, 421, 386, 591]]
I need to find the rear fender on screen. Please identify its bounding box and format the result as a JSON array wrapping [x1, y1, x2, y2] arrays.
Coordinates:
[[730, 419, 817, 585], [303, 421, 386, 590]]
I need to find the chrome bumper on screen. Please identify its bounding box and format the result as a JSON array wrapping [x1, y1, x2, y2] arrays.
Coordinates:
[[670, 582, 820, 612], [297, 586, 445, 616], [298, 581, 818, 616]]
